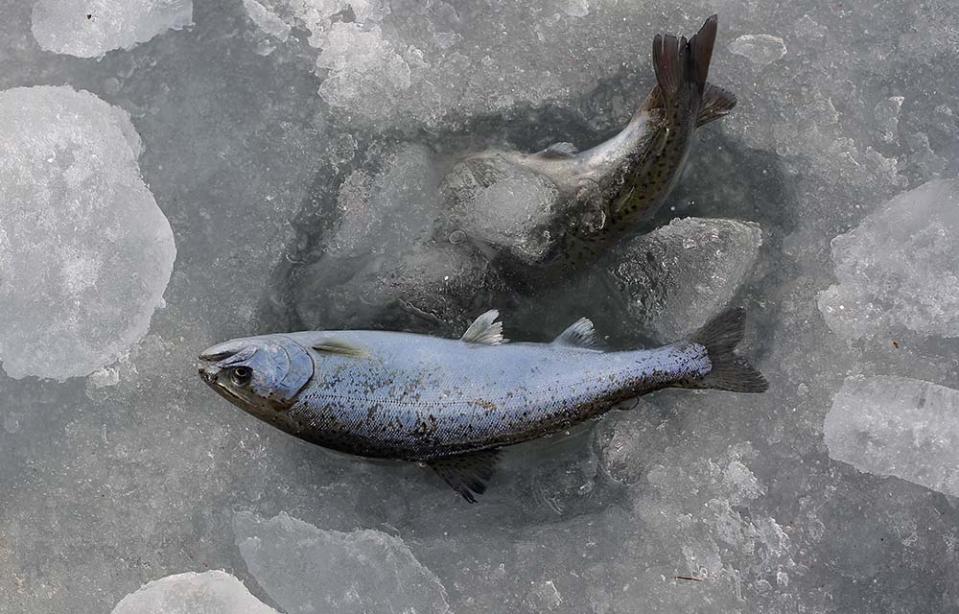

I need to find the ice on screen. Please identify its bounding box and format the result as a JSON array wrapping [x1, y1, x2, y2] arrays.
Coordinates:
[[818, 179, 959, 340], [874, 96, 905, 143], [5, 0, 959, 612], [444, 156, 562, 266], [111, 570, 278, 614], [242, 0, 677, 129], [0, 86, 176, 380], [608, 217, 763, 340], [242, 0, 290, 42], [291, 142, 505, 332], [234, 511, 450, 614], [728, 34, 787, 66], [31, 0, 193, 58], [825, 376, 959, 498]]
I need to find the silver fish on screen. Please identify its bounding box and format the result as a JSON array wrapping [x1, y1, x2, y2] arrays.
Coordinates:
[[444, 15, 736, 270], [199, 308, 766, 502]]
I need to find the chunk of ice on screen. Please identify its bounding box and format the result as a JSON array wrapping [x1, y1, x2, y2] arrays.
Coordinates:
[[0, 86, 176, 380], [818, 179, 959, 340], [608, 217, 763, 341], [824, 376, 959, 498], [111, 570, 278, 614], [444, 155, 562, 266], [31, 0, 193, 58], [242, 0, 290, 42], [244, 0, 650, 128], [234, 511, 450, 614]]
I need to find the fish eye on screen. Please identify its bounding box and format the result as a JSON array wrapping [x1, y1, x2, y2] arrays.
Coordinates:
[[231, 366, 253, 385]]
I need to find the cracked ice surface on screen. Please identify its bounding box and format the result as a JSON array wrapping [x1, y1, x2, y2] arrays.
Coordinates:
[[0, 86, 176, 381], [31, 0, 193, 58]]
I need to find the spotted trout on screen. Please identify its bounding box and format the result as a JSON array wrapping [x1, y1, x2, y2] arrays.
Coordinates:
[[198, 308, 766, 501], [444, 15, 736, 271]]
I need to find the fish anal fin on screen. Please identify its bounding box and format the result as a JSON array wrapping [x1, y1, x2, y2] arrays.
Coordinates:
[[461, 309, 507, 345], [311, 339, 369, 358], [553, 317, 597, 348], [537, 142, 579, 159], [428, 450, 500, 503], [697, 84, 737, 127]]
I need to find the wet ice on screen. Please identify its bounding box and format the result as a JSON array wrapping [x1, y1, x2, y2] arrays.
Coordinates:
[[608, 217, 763, 341], [825, 376, 959, 498], [3, 0, 959, 612], [234, 511, 451, 614], [0, 86, 176, 381], [818, 179, 959, 340], [111, 571, 278, 614], [31, 0, 193, 58]]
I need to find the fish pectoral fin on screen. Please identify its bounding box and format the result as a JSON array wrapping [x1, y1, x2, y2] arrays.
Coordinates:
[[428, 450, 500, 503], [461, 309, 507, 345], [553, 317, 598, 348], [537, 141, 579, 159], [311, 338, 369, 358], [697, 84, 737, 127]]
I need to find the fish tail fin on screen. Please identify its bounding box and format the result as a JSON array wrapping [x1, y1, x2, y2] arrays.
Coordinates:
[[651, 14, 717, 103], [682, 307, 768, 393]]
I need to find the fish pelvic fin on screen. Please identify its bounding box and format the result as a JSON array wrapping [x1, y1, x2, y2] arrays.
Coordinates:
[[684, 307, 768, 393], [428, 449, 500, 503], [697, 84, 737, 127], [652, 15, 717, 101]]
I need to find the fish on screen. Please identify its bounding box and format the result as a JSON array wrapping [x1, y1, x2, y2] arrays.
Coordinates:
[[198, 307, 766, 502], [443, 15, 736, 271]]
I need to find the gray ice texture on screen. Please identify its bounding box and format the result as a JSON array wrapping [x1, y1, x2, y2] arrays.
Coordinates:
[[0, 0, 958, 612]]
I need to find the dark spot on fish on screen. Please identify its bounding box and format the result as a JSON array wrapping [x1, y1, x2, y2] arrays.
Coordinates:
[[86, 13, 92, 19]]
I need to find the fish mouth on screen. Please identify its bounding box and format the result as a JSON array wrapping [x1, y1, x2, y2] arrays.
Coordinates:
[[197, 364, 248, 404]]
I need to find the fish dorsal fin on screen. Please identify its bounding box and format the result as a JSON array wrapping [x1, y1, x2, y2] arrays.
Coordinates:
[[461, 310, 506, 345], [311, 338, 369, 358], [538, 141, 579, 159], [428, 449, 500, 503], [553, 317, 597, 348]]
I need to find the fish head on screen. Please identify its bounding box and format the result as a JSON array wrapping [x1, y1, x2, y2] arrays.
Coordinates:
[[197, 335, 314, 416]]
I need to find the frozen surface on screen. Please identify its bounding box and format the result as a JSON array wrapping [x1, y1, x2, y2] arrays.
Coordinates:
[[818, 179, 959, 340], [31, 0, 193, 58], [3, 0, 959, 612], [825, 375, 959, 497], [234, 511, 450, 614], [608, 217, 763, 341], [0, 85, 175, 380], [728, 34, 787, 66], [111, 570, 278, 614]]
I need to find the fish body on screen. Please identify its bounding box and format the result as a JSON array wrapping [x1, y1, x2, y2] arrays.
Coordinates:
[[444, 15, 736, 270], [199, 308, 766, 501]]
